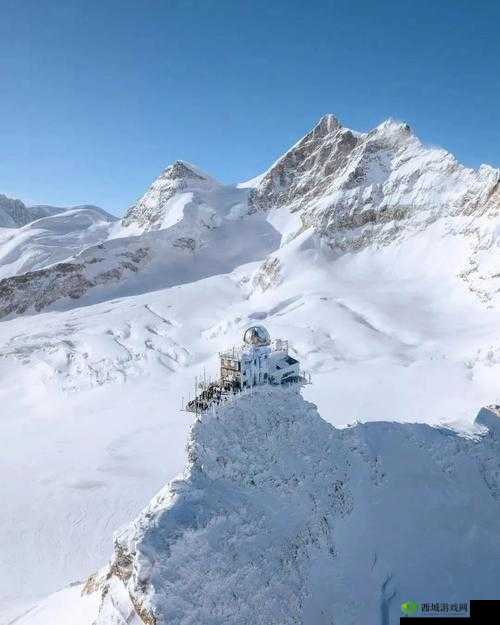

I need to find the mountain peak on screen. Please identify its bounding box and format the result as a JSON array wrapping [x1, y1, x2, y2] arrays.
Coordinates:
[[371, 117, 412, 139], [121, 158, 222, 231], [310, 113, 341, 138], [165, 160, 213, 181]]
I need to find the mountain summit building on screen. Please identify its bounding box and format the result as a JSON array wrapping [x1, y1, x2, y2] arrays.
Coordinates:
[[220, 326, 300, 388], [186, 326, 304, 413]]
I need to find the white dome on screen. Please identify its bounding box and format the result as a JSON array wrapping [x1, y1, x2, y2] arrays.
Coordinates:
[[243, 325, 271, 347]]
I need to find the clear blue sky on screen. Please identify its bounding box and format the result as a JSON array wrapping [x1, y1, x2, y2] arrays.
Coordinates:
[[1, 0, 499, 215]]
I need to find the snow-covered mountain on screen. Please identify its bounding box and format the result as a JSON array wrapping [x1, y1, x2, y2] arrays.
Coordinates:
[[250, 115, 499, 238], [249, 114, 499, 303], [0, 161, 280, 319], [121, 160, 236, 233], [0, 193, 108, 228], [0, 116, 498, 317], [0, 206, 116, 280], [1, 115, 499, 622], [17, 393, 500, 625], [0, 194, 58, 228]]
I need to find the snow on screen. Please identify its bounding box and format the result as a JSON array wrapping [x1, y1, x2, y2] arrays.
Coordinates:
[[121, 160, 225, 233], [0, 193, 110, 229], [0, 207, 116, 279], [237, 172, 266, 188], [0, 114, 499, 622], [13, 584, 99, 625], [19, 390, 500, 625], [1, 227, 498, 620]]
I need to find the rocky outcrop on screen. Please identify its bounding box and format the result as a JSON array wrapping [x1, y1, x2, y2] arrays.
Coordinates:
[[0, 245, 150, 319], [252, 256, 282, 292]]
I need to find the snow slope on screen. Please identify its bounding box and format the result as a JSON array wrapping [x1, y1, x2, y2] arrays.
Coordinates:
[[1, 115, 499, 621], [12, 585, 99, 625], [17, 392, 500, 625], [0, 246, 498, 621], [0, 206, 116, 279]]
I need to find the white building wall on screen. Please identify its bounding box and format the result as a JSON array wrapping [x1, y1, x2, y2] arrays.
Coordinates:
[[240, 345, 271, 387], [238, 346, 300, 387]]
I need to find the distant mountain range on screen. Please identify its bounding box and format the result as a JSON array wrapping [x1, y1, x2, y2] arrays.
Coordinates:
[[0, 192, 111, 228], [0, 115, 498, 319]]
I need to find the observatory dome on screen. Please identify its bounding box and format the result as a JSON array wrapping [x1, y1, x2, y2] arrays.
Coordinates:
[[243, 325, 271, 347]]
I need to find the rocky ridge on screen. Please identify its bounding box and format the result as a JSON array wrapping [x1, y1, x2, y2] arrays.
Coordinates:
[[249, 115, 499, 251]]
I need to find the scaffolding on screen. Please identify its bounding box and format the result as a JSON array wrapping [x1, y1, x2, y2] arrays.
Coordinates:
[[184, 367, 311, 414], [184, 377, 241, 414]]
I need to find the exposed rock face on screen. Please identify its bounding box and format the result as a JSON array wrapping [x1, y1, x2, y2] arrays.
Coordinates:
[[88, 391, 500, 625], [252, 255, 282, 292], [0, 244, 150, 319], [250, 115, 500, 252]]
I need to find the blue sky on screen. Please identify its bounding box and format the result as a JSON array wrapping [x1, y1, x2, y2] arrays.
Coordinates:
[[1, 0, 499, 215]]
